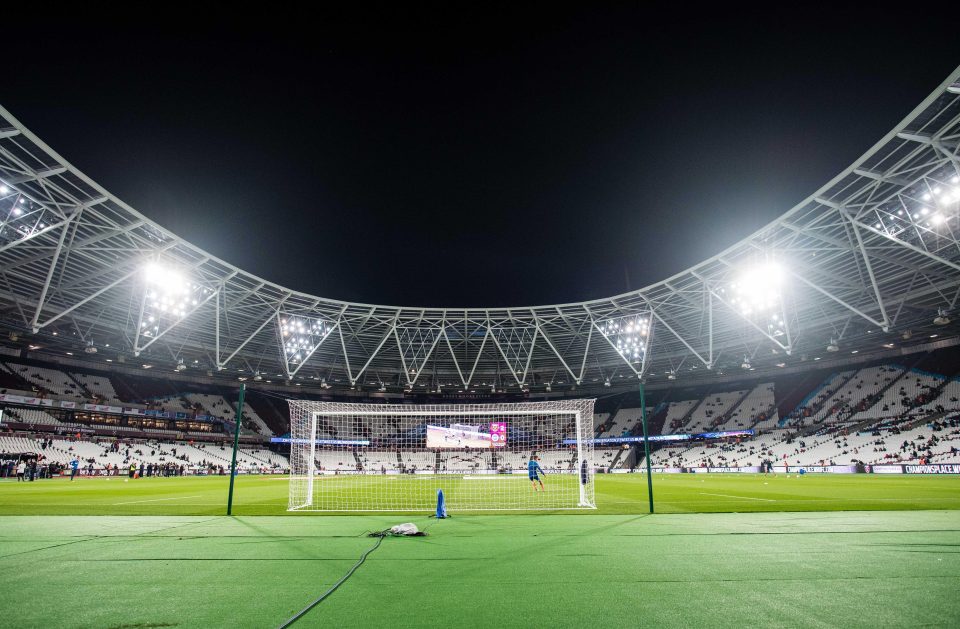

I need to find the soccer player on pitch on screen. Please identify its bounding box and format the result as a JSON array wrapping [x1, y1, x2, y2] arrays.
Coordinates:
[[528, 455, 545, 491]]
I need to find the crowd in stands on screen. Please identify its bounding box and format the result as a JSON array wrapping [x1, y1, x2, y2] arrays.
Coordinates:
[[0, 431, 288, 476], [1, 354, 959, 478]]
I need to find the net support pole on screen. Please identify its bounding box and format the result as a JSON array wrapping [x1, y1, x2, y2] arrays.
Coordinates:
[[305, 411, 318, 506], [226, 382, 246, 516], [575, 410, 588, 507], [639, 379, 654, 514]]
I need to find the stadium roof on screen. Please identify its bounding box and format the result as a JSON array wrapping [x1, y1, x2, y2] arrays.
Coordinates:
[[1, 66, 959, 394]]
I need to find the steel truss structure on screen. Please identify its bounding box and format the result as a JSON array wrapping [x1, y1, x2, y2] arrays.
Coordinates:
[[0, 67, 959, 393]]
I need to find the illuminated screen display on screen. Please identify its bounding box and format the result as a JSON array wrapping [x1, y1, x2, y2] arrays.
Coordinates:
[[426, 422, 507, 449]]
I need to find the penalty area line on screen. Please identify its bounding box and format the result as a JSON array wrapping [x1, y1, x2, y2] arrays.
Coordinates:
[[113, 495, 202, 505], [699, 492, 775, 502]]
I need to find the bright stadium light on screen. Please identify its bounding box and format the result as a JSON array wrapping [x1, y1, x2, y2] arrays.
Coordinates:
[[144, 263, 186, 291], [728, 262, 784, 316], [827, 339, 839, 352], [599, 315, 649, 364], [280, 316, 332, 365], [140, 263, 206, 336], [933, 309, 950, 326]]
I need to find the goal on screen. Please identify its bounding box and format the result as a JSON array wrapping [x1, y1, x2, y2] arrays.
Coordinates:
[[286, 399, 596, 511]]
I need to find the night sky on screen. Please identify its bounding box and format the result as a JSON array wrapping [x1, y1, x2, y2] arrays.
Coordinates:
[[4, 9, 959, 307]]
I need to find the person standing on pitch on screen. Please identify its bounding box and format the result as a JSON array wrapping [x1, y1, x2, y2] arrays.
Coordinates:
[[528, 455, 545, 491], [70, 457, 79, 481]]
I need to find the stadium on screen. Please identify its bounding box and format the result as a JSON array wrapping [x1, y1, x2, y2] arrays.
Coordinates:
[[0, 26, 959, 628]]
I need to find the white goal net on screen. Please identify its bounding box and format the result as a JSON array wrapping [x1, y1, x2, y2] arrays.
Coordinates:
[[286, 399, 596, 511]]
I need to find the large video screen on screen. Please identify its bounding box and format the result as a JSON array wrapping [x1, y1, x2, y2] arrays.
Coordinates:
[[426, 422, 507, 449]]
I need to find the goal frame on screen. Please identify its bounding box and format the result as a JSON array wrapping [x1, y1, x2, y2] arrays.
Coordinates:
[[286, 399, 597, 512]]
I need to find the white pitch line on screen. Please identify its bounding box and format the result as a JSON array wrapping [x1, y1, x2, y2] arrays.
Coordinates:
[[699, 492, 775, 502], [113, 495, 202, 505]]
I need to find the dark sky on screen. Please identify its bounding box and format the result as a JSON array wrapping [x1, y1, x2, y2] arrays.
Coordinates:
[[4, 9, 959, 307]]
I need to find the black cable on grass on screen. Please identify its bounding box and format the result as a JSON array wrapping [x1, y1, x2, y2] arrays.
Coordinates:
[[278, 525, 432, 628], [277, 533, 386, 629]]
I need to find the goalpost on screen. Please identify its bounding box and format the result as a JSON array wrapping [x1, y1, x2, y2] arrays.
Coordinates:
[[286, 399, 596, 512]]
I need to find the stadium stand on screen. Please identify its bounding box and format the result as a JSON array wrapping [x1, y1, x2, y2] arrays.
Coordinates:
[[1, 350, 959, 477], [400, 450, 436, 472], [2, 363, 86, 399], [729, 383, 778, 429], [683, 390, 748, 434], [8, 408, 62, 426], [316, 450, 359, 472], [660, 399, 699, 434], [605, 407, 653, 436], [68, 371, 123, 404]]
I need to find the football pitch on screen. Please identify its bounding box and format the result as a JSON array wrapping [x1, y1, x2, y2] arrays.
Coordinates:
[[0, 474, 958, 627]]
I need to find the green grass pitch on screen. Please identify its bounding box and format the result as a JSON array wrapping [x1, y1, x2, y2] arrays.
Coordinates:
[[0, 473, 958, 627]]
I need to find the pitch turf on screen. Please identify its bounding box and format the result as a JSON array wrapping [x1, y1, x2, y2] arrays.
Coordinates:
[[1, 473, 958, 515], [0, 475, 958, 627]]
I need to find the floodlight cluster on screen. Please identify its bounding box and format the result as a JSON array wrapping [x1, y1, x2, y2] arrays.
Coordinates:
[[0, 192, 51, 243], [140, 264, 207, 337], [602, 316, 649, 363], [281, 317, 331, 364], [873, 174, 960, 238], [726, 263, 783, 316]]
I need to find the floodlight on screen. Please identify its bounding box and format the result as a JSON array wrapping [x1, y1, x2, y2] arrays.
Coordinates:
[[901, 330, 913, 340], [729, 262, 784, 316], [826, 339, 839, 352], [253, 372, 263, 381], [84, 341, 97, 354], [0, 185, 7, 194], [603, 378, 611, 387], [281, 315, 331, 364], [740, 355, 751, 370], [175, 358, 186, 372], [933, 309, 951, 326], [144, 263, 186, 291], [667, 371, 676, 380], [600, 315, 649, 363]]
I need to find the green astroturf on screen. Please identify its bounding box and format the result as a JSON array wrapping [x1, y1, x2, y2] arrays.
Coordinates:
[[0, 475, 958, 628], [0, 473, 959, 516]]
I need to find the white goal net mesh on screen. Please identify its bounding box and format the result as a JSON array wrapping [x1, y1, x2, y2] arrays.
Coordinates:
[[286, 399, 596, 511]]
